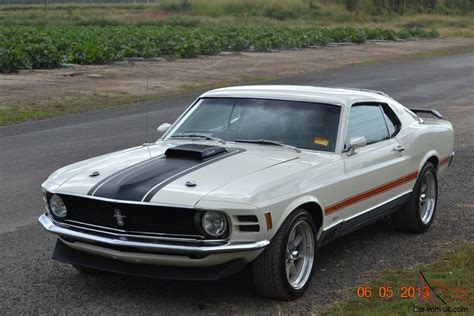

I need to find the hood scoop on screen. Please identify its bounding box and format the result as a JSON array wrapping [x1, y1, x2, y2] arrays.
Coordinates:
[[165, 144, 226, 160]]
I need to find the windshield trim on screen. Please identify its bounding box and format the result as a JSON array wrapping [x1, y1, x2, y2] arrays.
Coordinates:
[[163, 97, 343, 153]]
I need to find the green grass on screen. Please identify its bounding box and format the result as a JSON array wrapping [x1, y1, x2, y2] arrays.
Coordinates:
[[159, 0, 314, 20], [158, 0, 473, 16], [0, 1, 472, 35], [322, 243, 474, 315], [0, 93, 142, 125]]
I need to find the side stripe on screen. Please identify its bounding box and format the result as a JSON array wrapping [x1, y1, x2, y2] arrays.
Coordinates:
[[440, 155, 451, 166], [325, 171, 419, 215]]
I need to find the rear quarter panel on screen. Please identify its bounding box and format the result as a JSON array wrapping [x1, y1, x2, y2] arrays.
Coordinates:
[[396, 117, 454, 178]]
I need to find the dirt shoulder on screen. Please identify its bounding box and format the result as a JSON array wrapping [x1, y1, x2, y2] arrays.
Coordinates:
[[1, 37, 473, 125]]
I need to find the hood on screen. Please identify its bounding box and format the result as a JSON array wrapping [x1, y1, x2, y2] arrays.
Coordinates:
[[46, 141, 332, 207], [46, 142, 294, 205]]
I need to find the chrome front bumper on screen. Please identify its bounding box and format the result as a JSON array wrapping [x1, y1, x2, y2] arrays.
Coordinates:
[[38, 214, 269, 256]]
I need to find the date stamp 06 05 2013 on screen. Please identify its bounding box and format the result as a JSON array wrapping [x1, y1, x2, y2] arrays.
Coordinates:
[[355, 271, 470, 313]]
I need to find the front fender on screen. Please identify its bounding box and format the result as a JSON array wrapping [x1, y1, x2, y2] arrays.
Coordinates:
[[269, 195, 324, 240]]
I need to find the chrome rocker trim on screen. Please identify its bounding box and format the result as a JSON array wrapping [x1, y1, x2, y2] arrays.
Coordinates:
[[39, 214, 269, 255]]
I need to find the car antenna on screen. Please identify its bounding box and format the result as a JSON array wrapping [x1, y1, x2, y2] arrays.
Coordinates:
[[143, 74, 153, 158]]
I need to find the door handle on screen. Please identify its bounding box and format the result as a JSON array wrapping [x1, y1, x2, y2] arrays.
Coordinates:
[[393, 145, 405, 152]]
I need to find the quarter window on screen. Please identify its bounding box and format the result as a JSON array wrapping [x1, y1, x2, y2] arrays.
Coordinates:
[[345, 105, 389, 148], [381, 105, 401, 137]]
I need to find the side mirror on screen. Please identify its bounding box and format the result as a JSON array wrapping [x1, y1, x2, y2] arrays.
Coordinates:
[[157, 123, 172, 135], [348, 136, 367, 156]]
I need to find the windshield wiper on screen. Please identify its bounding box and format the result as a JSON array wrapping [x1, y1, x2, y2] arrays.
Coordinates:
[[234, 139, 301, 153], [170, 133, 226, 144]]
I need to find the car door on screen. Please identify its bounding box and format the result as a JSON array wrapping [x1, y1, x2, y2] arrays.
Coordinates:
[[338, 103, 407, 225]]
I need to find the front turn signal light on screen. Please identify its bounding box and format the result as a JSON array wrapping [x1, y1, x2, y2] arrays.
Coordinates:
[[265, 211, 273, 230]]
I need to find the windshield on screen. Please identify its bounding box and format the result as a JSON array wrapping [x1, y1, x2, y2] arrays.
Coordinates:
[[167, 98, 341, 152]]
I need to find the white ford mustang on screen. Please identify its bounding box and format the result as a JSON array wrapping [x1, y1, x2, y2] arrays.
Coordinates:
[[39, 86, 454, 300]]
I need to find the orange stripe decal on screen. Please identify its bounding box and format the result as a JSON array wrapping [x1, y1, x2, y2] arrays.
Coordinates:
[[440, 155, 452, 166], [325, 171, 419, 215]]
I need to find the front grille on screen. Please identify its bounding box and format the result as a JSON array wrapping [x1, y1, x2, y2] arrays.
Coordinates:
[[59, 194, 201, 237]]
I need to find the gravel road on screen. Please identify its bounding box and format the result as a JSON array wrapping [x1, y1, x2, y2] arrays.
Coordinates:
[[1, 53, 473, 314]]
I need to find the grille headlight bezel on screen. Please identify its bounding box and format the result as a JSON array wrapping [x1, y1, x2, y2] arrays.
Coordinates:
[[49, 194, 67, 220], [42, 192, 49, 212]]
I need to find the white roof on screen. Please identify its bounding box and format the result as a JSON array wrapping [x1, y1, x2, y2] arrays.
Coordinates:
[[200, 85, 393, 107]]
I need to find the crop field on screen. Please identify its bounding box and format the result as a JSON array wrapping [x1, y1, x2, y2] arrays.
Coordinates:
[[0, 1, 473, 315], [0, 26, 439, 73], [0, 0, 472, 123], [0, 0, 472, 73]]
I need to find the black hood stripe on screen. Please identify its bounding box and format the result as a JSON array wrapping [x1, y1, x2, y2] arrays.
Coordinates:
[[87, 154, 165, 196], [142, 149, 243, 202], [89, 148, 243, 202]]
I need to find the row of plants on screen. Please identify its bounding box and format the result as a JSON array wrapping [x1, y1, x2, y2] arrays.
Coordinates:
[[0, 26, 439, 73]]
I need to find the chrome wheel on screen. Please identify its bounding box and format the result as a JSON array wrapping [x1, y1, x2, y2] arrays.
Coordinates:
[[285, 220, 315, 290], [419, 171, 437, 224]]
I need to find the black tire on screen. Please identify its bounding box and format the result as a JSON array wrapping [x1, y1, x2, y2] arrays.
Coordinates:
[[72, 264, 104, 275], [251, 208, 317, 300], [392, 162, 438, 233]]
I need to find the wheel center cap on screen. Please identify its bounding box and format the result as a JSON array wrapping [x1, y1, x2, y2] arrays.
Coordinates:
[[420, 193, 427, 203], [290, 250, 299, 260]]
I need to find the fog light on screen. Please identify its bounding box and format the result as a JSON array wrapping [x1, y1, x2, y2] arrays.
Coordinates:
[[49, 194, 67, 219], [201, 211, 228, 238]]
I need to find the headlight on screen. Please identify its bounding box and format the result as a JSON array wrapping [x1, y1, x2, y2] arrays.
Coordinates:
[[49, 194, 67, 219], [201, 211, 228, 238]]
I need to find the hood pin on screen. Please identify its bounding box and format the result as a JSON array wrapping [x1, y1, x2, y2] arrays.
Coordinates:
[[185, 180, 197, 187]]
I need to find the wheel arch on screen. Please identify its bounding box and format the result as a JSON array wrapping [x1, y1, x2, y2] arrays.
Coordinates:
[[298, 202, 324, 237], [418, 150, 440, 174], [271, 196, 324, 240], [426, 155, 439, 172], [409, 151, 440, 192]]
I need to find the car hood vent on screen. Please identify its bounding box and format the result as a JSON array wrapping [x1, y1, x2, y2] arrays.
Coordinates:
[[165, 144, 227, 160]]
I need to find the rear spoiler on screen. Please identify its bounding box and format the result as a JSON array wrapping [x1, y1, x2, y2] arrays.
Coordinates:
[[410, 108, 443, 119]]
